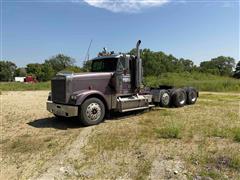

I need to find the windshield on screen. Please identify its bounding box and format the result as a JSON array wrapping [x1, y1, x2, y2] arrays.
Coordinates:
[[91, 58, 118, 72]]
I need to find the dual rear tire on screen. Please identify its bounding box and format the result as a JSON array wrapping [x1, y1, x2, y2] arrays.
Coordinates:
[[185, 87, 198, 105], [171, 89, 187, 107], [158, 87, 198, 108]]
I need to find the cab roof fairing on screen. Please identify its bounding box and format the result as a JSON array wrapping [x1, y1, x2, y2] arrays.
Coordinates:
[[91, 54, 132, 61]]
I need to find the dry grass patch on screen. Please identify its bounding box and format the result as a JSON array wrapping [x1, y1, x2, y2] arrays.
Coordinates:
[[64, 92, 240, 179], [135, 158, 152, 180], [2, 91, 240, 179], [186, 137, 240, 179], [87, 121, 139, 153], [3, 134, 61, 155], [1, 91, 82, 179]]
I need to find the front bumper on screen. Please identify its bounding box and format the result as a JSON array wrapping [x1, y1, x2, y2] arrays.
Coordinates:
[[46, 101, 78, 117]]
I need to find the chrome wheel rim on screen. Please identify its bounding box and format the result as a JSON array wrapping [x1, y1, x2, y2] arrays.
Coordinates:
[[86, 103, 101, 121], [162, 93, 170, 105], [190, 92, 197, 102], [179, 93, 186, 104]]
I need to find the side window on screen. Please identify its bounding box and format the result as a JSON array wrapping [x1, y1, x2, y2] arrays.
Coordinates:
[[119, 57, 129, 73], [92, 59, 117, 72], [104, 60, 117, 72], [92, 61, 103, 72]]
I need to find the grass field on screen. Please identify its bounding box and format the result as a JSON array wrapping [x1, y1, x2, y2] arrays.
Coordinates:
[[1, 72, 239, 92], [1, 91, 239, 179], [0, 81, 50, 91], [145, 72, 240, 92]]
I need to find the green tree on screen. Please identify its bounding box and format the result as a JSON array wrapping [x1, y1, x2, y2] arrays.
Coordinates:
[[200, 61, 219, 75], [82, 60, 92, 72], [63, 65, 82, 73], [179, 58, 194, 72], [0, 61, 17, 81], [129, 48, 196, 76], [200, 56, 235, 76], [45, 54, 75, 74], [26, 63, 54, 81], [26, 54, 80, 81], [38, 63, 55, 81], [14, 67, 27, 77], [233, 61, 240, 79], [26, 63, 42, 76]]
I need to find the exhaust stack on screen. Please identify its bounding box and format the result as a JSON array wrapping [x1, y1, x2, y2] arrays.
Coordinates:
[[135, 40, 143, 90]]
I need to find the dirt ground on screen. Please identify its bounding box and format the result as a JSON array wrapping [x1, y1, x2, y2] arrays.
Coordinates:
[[1, 91, 84, 179], [1, 91, 240, 179]]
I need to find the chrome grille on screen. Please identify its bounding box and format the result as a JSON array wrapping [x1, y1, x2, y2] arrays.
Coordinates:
[[51, 77, 66, 103]]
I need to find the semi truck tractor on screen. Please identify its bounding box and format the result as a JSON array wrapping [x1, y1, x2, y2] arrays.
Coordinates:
[[47, 40, 198, 126]]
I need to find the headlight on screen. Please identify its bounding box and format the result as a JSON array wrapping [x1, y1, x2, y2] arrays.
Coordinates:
[[70, 95, 77, 100]]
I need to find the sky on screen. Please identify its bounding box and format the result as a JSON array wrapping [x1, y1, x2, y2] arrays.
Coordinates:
[[1, 0, 239, 67]]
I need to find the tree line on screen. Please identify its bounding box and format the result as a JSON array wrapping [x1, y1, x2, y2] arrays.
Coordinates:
[[134, 49, 239, 78], [0, 50, 239, 82], [0, 54, 87, 82]]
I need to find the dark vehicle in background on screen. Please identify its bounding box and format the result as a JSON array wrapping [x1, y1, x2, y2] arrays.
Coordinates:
[[47, 40, 198, 126]]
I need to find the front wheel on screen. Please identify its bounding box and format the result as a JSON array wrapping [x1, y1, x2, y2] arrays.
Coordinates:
[[79, 97, 105, 126]]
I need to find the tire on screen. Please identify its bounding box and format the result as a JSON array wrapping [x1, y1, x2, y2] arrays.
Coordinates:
[[185, 87, 198, 105], [79, 97, 105, 126], [167, 88, 176, 106], [168, 88, 177, 96], [171, 89, 187, 107], [159, 90, 170, 107]]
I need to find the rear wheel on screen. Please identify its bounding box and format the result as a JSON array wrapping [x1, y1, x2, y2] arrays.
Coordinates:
[[171, 89, 187, 107], [79, 97, 105, 126], [159, 90, 170, 107], [186, 87, 198, 105]]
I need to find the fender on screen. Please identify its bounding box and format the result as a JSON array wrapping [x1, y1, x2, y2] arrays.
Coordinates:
[[73, 90, 110, 110]]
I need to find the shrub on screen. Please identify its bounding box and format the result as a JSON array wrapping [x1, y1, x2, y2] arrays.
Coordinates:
[[155, 125, 181, 139], [233, 128, 240, 142]]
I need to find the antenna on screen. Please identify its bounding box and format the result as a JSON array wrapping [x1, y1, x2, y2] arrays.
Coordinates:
[[85, 39, 92, 61]]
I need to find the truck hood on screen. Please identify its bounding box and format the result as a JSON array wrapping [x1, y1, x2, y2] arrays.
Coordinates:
[[70, 72, 113, 79], [70, 72, 114, 93], [51, 72, 114, 104]]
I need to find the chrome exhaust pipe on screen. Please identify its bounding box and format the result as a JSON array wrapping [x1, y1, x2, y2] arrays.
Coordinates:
[[135, 40, 143, 90]]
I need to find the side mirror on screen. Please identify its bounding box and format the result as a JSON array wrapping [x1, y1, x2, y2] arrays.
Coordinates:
[[116, 59, 124, 74]]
